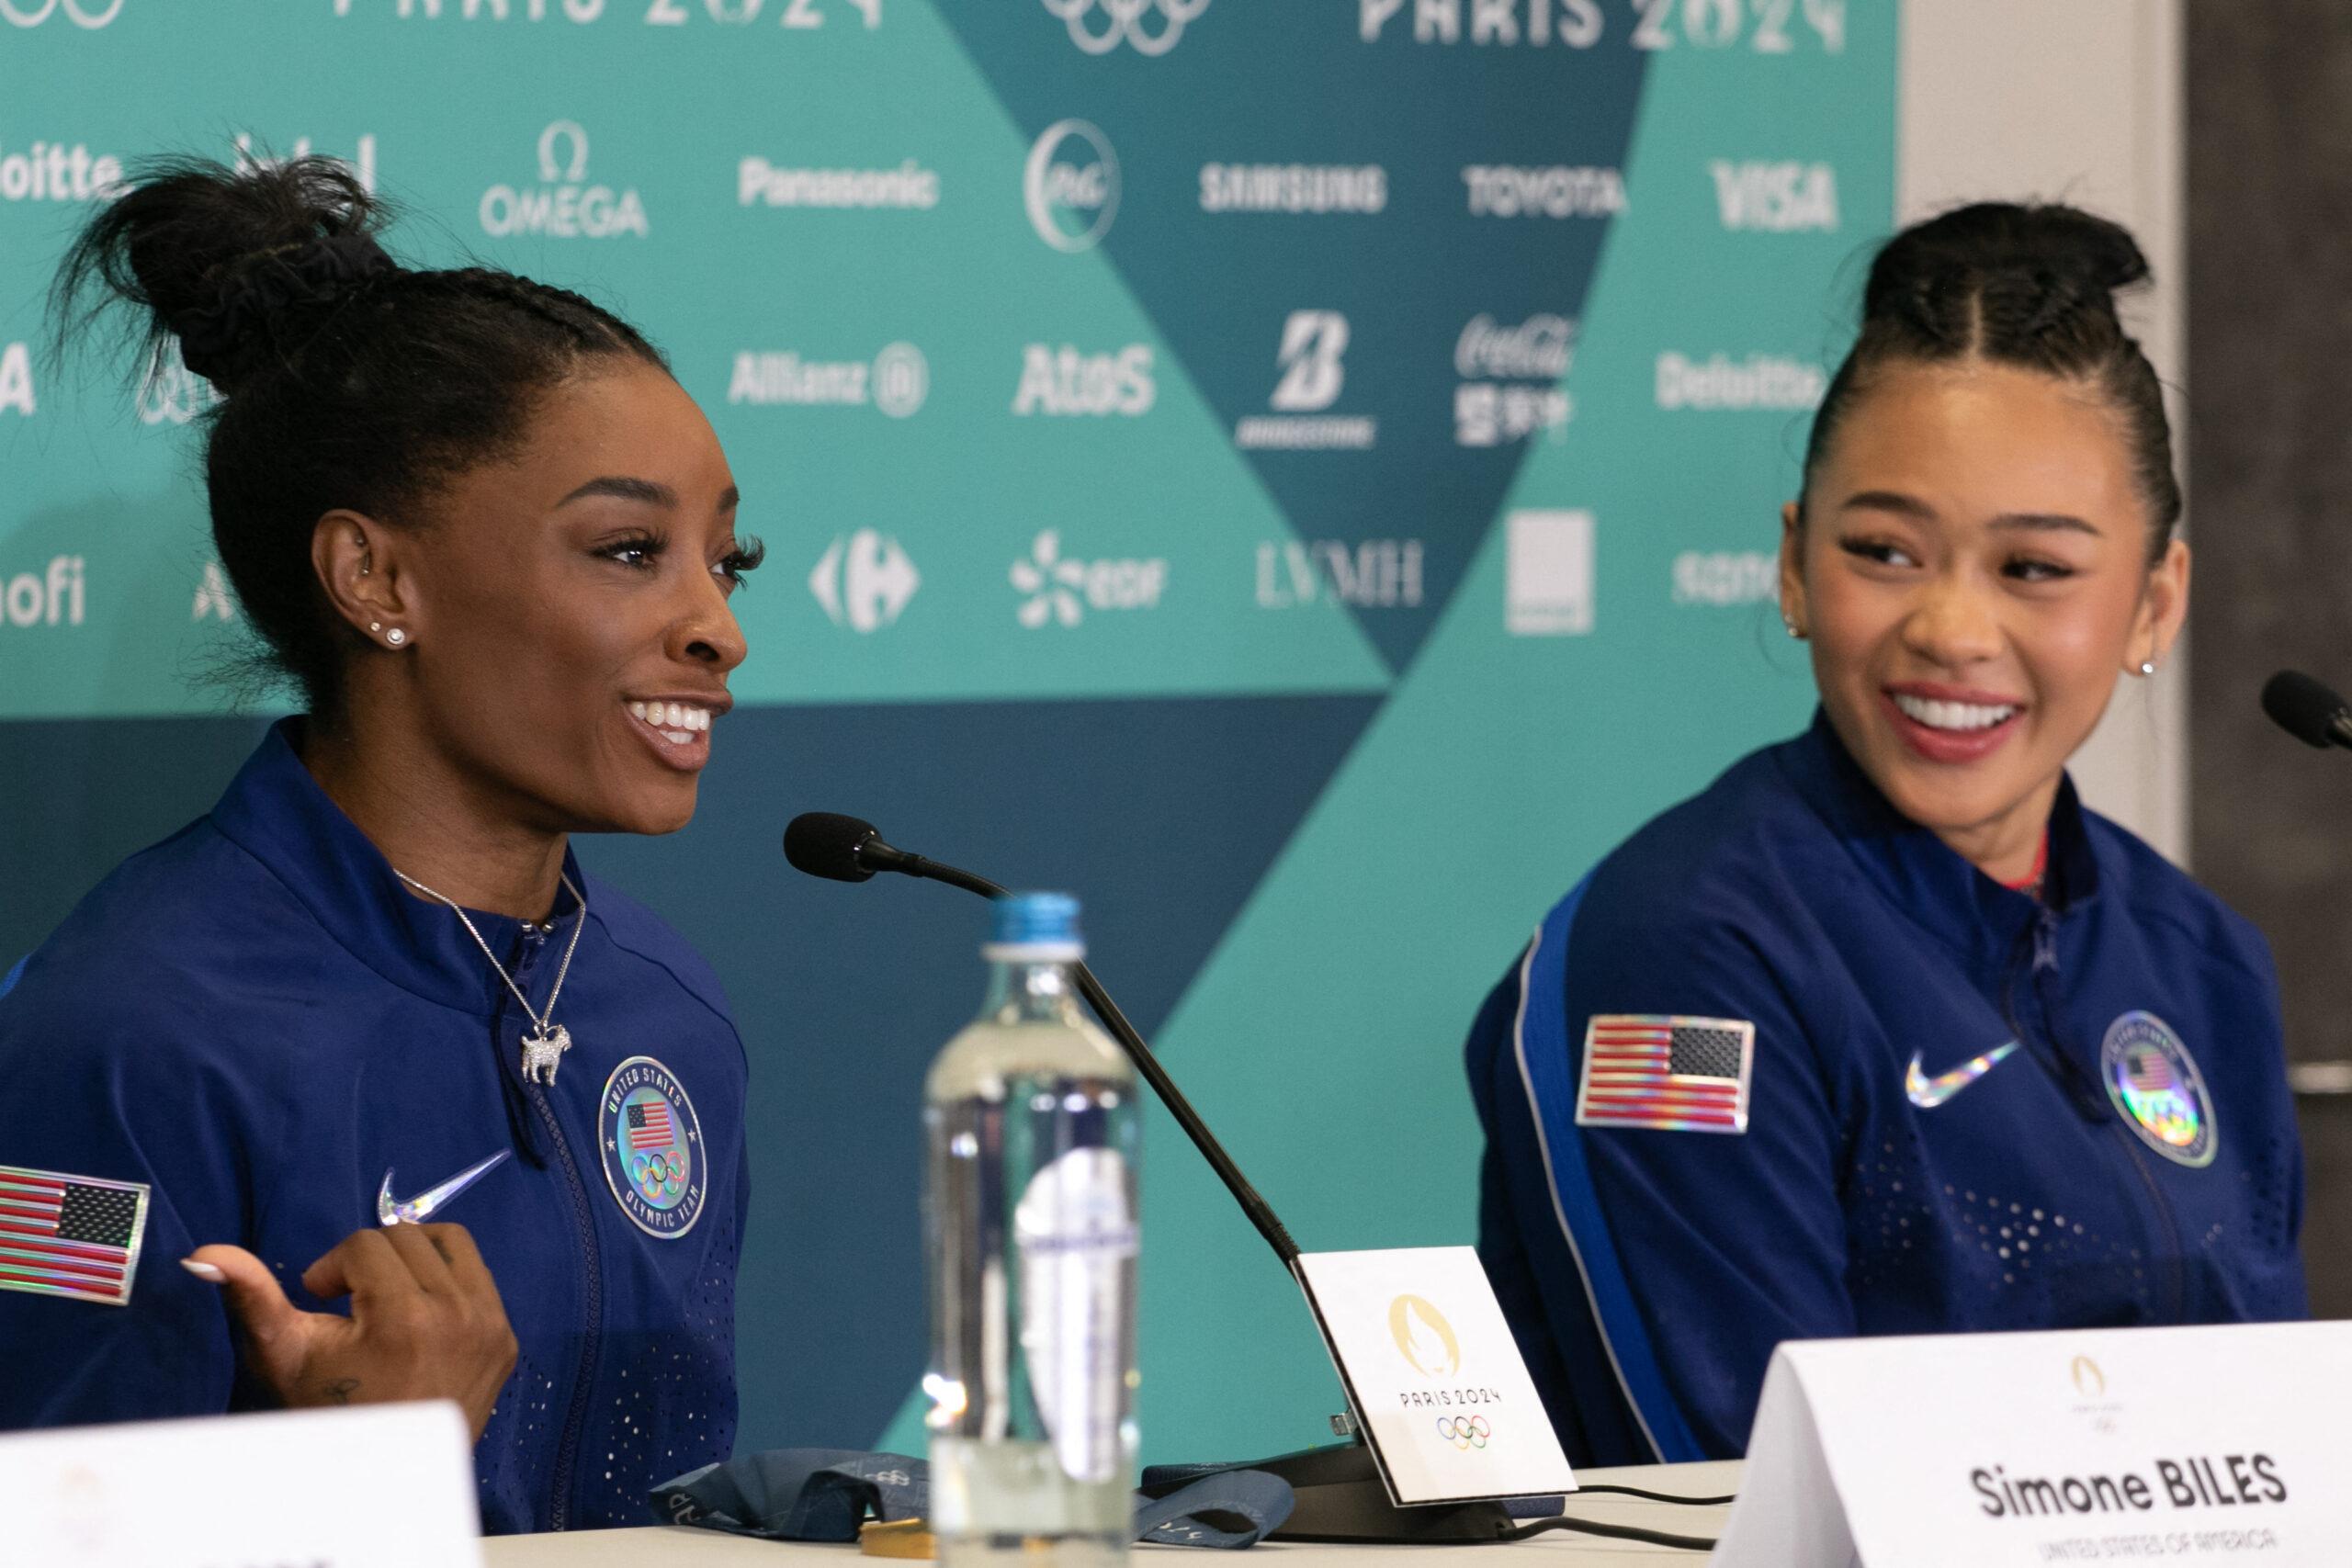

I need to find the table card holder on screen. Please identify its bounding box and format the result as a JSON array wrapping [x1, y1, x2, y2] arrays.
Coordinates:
[[1713, 1321, 2352, 1568], [0, 1400, 483, 1568]]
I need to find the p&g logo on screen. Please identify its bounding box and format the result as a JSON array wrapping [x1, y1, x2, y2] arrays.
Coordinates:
[[1023, 120, 1119, 253]]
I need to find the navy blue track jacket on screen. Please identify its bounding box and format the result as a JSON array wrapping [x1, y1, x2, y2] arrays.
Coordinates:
[[0, 722, 749, 1532], [1464, 713, 2307, 1467]]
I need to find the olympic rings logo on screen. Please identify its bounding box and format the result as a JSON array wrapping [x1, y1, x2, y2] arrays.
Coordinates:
[[1040, 0, 1206, 57], [632, 1147, 689, 1205], [1435, 1416, 1492, 1451], [0, 0, 124, 28]]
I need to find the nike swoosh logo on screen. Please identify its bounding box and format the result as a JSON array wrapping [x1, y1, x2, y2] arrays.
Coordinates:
[[378, 1149, 512, 1226], [1905, 1042, 2020, 1109]]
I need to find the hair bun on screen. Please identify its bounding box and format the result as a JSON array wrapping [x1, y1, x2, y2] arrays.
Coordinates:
[[53, 152, 396, 394], [1862, 201, 2150, 333]]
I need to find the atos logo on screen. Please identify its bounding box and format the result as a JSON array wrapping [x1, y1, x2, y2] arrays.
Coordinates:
[[1044, 0, 1206, 55], [0, 343, 33, 418], [0, 0, 124, 28], [1236, 312, 1374, 450], [481, 121, 647, 239], [1711, 160, 1838, 231], [808, 530, 920, 633], [1023, 120, 1119, 253], [1013, 344, 1155, 417]]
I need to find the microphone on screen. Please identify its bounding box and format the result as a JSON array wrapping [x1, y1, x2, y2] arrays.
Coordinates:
[[2261, 670, 2352, 750], [782, 812, 1299, 1266]]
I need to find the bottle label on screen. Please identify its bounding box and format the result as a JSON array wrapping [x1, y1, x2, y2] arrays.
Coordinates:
[[1013, 1146, 1136, 1484]]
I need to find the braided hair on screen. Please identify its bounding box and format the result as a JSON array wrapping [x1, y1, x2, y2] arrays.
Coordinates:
[[51, 154, 672, 723], [1800, 202, 2181, 561]]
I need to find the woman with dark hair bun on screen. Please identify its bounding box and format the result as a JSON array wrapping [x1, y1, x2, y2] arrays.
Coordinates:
[[1464, 203, 2307, 1466], [0, 156, 762, 1532]]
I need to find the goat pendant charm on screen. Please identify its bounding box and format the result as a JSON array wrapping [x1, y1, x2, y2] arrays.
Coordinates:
[[521, 1023, 573, 1086]]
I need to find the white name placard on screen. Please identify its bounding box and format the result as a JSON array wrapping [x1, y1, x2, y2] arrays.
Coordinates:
[[0, 1400, 483, 1568], [1714, 1321, 2352, 1568], [1295, 1246, 1577, 1506]]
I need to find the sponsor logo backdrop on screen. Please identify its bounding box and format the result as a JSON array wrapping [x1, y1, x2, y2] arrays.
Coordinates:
[[0, 0, 1893, 1466]]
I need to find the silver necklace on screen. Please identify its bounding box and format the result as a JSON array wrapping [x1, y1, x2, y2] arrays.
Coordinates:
[[395, 868, 587, 1086]]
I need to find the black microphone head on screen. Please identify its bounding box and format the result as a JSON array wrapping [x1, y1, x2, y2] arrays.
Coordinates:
[[784, 812, 882, 883], [2261, 670, 2348, 749]]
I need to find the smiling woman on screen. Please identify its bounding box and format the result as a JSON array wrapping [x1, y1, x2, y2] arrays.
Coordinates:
[[0, 155, 763, 1534], [1463, 203, 2307, 1471]]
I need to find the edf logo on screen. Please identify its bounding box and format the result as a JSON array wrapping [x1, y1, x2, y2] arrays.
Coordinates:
[[1271, 311, 1349, 412]]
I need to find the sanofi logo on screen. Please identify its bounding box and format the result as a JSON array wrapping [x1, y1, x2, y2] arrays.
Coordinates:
[[1024, 120, 1119, 253]]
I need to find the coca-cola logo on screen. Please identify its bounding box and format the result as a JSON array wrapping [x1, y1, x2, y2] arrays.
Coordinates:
[[1455, 313, 1575, 380]]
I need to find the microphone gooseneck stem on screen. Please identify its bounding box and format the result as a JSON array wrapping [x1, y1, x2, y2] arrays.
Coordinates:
[[887, 846, 1301, 1265]]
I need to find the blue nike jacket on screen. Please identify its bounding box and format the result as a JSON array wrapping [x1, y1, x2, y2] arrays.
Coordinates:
[[0, 722, 749, 1532], [1464, 712, 2307, 1467]]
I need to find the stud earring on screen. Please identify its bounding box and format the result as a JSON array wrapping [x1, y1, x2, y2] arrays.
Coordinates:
[[368, 621, 381, 634], [2139, 660, 2157, 677], [386, 627, 407, 647], [1784, 620, 1806, 640]]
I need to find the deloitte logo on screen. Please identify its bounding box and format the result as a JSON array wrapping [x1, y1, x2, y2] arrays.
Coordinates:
[[1010, 530, 1166, 628], [808, 530, 919, 633], [1043, 0, 1206, 55], [1655, 351, 1825, 411], [0, 0, 122, 27], [481, 121, 647, 240], [0, 141, 124, 203], [727, 342, 927, 417], [1023, 120, 1119, 253]]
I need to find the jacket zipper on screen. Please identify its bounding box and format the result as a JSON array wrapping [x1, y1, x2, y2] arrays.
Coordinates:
[[508, 926, 605, 1533], [2016, 907, 2189, 1320]]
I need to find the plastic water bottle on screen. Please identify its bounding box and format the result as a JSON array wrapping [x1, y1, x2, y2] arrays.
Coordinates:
[[924, 893, 1140, 1568]]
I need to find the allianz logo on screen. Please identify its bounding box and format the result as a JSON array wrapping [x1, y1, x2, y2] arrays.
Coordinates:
[[1256, 539, 1423, 611], [1656, 351, 1825, 411], [235, 132, 377, 197], [1236, 310, 1376, 451], [1, 557, 85, 629], [728, 343, 928, 417], [481, 120, 646, 239], [1013, 344, 1154, 417], [1463, 164, 1624, 219], [738, 158, 938, 210], [1673, 549, 1777, 607], [1, 343, 32, 416], [1011, 530, 1166, 628], [0, 140, 124, 202], [1711, 160, 1838, 231], [1024, 120, 1119, 253], [1198, 163, 1386, 215], [808, 529, 918, 633]]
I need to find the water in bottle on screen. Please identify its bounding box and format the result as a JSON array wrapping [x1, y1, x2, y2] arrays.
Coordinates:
[[924, 892, 1140, 1568]]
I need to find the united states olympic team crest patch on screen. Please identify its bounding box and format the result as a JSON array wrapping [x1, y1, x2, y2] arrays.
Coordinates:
[[2101, 1011, 2217, 1168], [599, 1056, 707, 1239]]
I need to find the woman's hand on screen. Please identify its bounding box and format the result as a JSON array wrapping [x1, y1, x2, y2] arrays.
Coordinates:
[[184, 1224, 518, 1438]]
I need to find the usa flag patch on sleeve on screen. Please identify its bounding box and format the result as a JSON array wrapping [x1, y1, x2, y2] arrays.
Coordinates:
[[0, 1165, 151, 1306], [1574, 1015, 1755, 1134]]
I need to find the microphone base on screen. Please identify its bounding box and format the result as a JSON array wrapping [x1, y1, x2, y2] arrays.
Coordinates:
[[1141, 1440, 1521, 1544]]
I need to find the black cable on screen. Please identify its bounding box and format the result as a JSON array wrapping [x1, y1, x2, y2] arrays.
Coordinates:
[[1502, 1514, 1719, 1551], [1573, 1482, 1739, 1506]]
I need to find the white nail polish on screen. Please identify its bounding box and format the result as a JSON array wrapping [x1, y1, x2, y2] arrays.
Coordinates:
[[181, 1259, 226, 1282]]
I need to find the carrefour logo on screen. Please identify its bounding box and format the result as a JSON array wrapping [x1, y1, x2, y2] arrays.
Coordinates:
[[481, 121, 647, 239], [1, 0, 123, 27], [1023, 120, 1119, 253], [809, 529, 919, 633]]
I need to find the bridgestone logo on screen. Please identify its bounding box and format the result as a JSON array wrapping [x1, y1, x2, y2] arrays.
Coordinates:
[[1234, 416, 1376, 450], [1200, 164, 1387, 214]]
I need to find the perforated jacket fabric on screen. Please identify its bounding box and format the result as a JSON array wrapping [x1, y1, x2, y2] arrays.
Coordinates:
[[1464, 712, 2308, 1467], [0, 721, 749, 1532]]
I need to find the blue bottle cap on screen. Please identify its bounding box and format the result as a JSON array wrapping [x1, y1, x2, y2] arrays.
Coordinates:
[[986, 892, 1084, 960]]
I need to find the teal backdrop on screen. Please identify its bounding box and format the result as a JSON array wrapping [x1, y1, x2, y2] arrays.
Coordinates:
[[0, 0, 1893, 1472]]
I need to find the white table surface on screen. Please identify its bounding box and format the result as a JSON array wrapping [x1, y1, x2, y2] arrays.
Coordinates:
[[481, 1461, 1742, 1565]]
